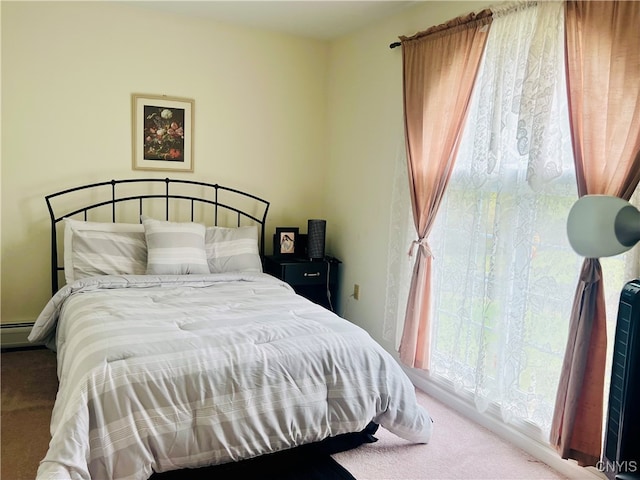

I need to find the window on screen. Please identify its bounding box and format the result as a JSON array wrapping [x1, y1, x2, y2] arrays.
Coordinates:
[[384, 1, 640, 443]]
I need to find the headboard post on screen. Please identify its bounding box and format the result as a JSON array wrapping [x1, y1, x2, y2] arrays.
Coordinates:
[[165, 178, 170, 220], [214, 185, 219, 226], [111, 180, 117, 222], [47, 203, 59, 296]]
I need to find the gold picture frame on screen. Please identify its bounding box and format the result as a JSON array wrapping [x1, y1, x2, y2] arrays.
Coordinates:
[[132, 94, 194, 172]]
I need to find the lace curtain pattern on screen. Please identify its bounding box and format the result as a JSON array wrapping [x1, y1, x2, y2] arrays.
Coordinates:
[[428, 0, 574, 435], [385, 0, 640, 440]]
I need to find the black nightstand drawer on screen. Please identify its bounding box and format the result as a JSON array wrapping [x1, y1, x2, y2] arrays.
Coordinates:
[[283, 262, 327, 285], [263, 255, 341, 313]]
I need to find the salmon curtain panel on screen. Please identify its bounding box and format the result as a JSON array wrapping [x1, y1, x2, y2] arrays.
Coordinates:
[[398, 11, 492, 369], [550, 1, 640, 466]]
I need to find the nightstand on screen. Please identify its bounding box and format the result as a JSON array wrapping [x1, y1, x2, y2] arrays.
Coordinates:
[[264, 255, 341, 313]]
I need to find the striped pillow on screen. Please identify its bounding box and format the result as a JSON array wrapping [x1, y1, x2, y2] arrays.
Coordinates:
[[64, 219, 147, 283], [142, 217, 209, 275], [205, 226, 262, 273]]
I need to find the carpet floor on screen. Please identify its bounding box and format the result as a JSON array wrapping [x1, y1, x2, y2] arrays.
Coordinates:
[[1, 347, 572, 479]]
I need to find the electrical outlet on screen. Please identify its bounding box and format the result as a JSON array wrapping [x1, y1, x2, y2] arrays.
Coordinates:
[[353, 284, 360, 300]]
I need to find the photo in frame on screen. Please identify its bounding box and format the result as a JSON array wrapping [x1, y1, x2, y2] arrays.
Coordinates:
[[132, 94, 194, 172], [274, 227, 299, 255]]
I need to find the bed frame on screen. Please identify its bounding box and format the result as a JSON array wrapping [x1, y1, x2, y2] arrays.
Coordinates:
[[46, 178, 270, 295]]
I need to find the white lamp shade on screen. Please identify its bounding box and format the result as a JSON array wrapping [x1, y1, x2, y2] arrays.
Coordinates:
[[567, 195, 640, 258]]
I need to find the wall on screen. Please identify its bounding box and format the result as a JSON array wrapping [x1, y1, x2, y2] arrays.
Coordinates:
[[1, 1, 328, 324], [0, 0, 495, 335]]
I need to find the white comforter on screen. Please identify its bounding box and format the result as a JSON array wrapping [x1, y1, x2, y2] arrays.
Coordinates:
[[29, 272, 433, 480]]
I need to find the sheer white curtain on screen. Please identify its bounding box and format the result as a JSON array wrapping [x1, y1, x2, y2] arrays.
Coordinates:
[[384, 134, 415, 345], [383, 0, 640, 439], [428, 0, 574, 436]]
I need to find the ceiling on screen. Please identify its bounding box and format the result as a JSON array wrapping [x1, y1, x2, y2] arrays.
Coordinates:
[[125, 1, 418, 41]]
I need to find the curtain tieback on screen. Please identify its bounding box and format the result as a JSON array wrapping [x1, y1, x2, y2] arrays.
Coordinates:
[[408, 238, 434, 258]]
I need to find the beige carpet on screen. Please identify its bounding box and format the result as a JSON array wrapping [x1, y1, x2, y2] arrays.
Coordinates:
[[338, 389, 567, 480], [1, 348, 568, 479]]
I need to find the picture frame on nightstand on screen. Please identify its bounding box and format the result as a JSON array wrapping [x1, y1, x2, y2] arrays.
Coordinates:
[[274, 227, 299, 255]]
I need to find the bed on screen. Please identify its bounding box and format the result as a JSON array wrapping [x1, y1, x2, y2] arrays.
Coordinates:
[[28, 178, 433, 480]]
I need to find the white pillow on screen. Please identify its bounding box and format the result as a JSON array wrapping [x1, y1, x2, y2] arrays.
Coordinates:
[[205, 226, 262, 273], [142, 217, 209, 275], [63, 219, 146, 284]]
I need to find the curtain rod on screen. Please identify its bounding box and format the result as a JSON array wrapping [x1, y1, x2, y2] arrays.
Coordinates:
[[390, 8, 493, 50]]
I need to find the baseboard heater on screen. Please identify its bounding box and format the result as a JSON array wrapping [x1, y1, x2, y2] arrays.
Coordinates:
[[0, 322, 36, 349], [603, 278, 640, 480]]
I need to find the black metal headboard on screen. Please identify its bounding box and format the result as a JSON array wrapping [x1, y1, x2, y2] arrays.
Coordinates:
[[46, 178, 270, 294]]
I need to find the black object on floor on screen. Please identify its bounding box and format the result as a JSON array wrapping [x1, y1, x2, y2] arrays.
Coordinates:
[[150, 423, 379, 480]]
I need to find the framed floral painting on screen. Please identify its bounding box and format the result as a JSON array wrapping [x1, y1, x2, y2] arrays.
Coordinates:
[[132, 94, 194, 172]]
